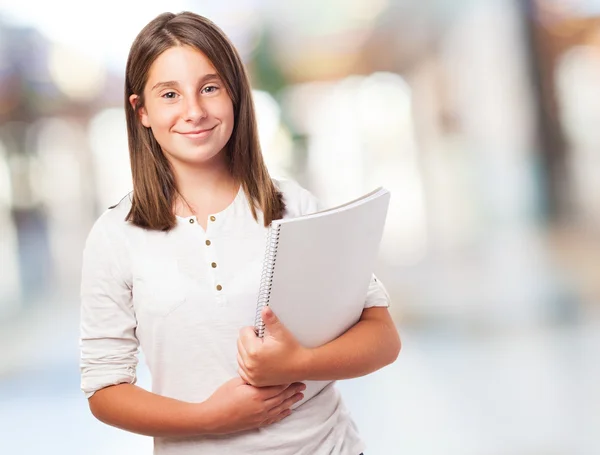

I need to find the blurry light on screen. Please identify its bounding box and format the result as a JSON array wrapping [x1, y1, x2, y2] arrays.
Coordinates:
[[280, 81, 336, 135], [0, 140, 11, 207], [535, 0, 580, 25], [358, 72, 413, 141], [307, 76, 365, 200], [267, 0, 387, 36], [556, 44, 600, 224], [0, 83, 20, 117], [88, 108, 132, 210], [215, 8, 263, 62], [48, 44, 106, 102], [292, 74, 426, 265], [0, 139, 21, 316], [356, 73, 426, 265], [0, 1, 257, 69], [253, 89, 293, 176], [33, 118, 85, 206], [30, 118, 90, 293], [7, 153, 40, 210], [346, 0, 389, 22], [253, 90, 281, 147], [556, 44, 600, 140]]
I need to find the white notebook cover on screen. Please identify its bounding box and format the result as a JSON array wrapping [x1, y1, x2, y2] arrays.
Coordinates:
[[256, 187, 390, 406]]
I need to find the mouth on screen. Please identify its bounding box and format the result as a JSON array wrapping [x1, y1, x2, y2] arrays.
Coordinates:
[[178, 126, 216, 139]]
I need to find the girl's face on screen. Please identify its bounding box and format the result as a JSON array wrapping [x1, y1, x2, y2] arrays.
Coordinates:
[[133, 45, 235, 168]]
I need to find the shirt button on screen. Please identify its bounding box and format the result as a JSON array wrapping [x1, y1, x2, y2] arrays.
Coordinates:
[[211, 262, 217, 268], [216, 284, 222, 291], [210, 216, 216, 222], [189, 219, 195, 224], [205, 240, 211, 246]]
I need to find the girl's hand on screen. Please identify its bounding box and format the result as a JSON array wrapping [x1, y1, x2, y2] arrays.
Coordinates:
[[237, 306, 312, 387], [202, 377, 305, 434]]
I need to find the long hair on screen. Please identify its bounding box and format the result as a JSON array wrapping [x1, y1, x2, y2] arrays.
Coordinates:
[[124, 11, 285, 231]]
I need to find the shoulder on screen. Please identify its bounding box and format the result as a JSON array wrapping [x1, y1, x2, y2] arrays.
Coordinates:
[[272, 177, 322, 218], [82, 194, 135, 275], [86, 193, 134, 245]]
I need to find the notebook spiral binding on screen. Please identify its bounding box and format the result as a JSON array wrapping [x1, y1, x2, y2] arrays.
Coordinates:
[[255, 223, 282, 337]]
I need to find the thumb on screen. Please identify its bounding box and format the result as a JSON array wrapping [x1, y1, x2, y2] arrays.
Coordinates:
[[262, 305, 283, 335]]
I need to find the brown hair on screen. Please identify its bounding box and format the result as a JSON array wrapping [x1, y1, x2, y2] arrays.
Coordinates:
[[124, 11, 285, 231]]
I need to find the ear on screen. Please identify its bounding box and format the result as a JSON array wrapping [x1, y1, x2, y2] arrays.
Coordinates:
[[129, 94, 150, 128]]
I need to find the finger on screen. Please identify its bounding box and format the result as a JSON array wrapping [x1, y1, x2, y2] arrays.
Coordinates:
[[237, 353, 254, 384], [239, 326, 259, 346], [239, 329, 261, 362], [264, 383, 302, 407], [262, 306, 283, 337], [274, 408, 292, 423], [267, 392, 304, 417], [287, 382, 306, 390], [237, 352, 246, 371], [238, 366, 251, 384], [237, 337, 250, 360], [279, 382, 306, 396], [255, 381, 303, 397], [256, 383, 291, 398], [260, 408, 292, 427]]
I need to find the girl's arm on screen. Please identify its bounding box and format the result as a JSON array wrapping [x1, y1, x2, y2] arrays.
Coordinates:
[[88, 378, 305, 437], [237, 305, 401, 387], [81, 216, 303, 437], [89, 383, 207, 437], [297, 306, 400, 381], [237, 186, 400, 386]]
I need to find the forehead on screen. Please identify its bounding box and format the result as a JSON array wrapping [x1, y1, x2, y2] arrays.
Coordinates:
[[146, 45, 217, 84]]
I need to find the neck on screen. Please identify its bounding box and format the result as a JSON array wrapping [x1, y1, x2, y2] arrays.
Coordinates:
[[170, 157, 238, 216]]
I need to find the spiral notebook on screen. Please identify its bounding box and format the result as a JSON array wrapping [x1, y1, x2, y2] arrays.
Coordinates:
[[254, 187, 390, 406]]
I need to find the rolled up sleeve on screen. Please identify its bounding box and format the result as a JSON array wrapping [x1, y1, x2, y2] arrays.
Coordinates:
[[364, 274, 391, 308], [80, 217, 138, 398]]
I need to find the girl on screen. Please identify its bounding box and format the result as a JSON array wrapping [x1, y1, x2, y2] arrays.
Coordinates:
[[80, 11, 400, 455]]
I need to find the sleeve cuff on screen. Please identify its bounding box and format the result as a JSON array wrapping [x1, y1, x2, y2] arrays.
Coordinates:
[[364, 274, 391, 308], [81, 367, 137, 399]]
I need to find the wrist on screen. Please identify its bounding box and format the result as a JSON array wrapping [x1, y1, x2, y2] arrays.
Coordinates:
[[190, 400, 220, 435], [295, 346, 316, 380]]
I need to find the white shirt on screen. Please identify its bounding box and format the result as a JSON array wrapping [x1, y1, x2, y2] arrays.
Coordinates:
[[80, 178, 391, 455]]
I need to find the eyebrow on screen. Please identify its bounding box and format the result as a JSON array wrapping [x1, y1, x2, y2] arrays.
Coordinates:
[[151, 73, 221, 92]]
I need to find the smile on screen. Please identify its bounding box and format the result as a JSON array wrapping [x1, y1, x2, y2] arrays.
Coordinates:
[[179, 126, 216, 139]]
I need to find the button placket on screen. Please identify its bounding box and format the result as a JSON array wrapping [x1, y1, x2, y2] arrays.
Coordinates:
[[205, 218, 223, 294]]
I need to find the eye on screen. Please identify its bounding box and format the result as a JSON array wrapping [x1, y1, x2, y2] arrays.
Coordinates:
[[161, 91, 178, 99], [202, 85, 219, 94]]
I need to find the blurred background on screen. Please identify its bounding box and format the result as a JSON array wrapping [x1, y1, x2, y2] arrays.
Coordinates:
[[0, 0, 599, 453]]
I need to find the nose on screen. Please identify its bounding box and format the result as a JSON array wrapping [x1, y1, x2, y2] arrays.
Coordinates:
[[183, 95, 207, 123]]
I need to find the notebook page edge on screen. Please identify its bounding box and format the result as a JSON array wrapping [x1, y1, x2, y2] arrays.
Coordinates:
[[274, 186, 389, 226]]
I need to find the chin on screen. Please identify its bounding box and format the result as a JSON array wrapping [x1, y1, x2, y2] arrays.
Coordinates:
[[179, 149, 225, 166]]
